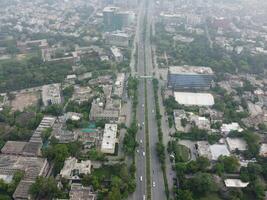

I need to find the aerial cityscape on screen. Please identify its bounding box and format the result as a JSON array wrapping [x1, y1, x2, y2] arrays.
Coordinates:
[[0, 0, 267, 199]]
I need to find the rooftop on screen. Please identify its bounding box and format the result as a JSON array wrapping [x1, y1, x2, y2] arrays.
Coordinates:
[[101, 124, 117, 154], [60, 157, 91, 180], [169, 66, 214, 75], [224, 179, 249, 188], [174, 92, 214, 106], [226, 137, 247, 151], [1, 141, 27, 155], [210, 144, 230, 160]]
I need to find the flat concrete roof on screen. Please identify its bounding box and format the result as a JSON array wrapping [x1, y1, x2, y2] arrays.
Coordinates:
[[226, 137, 247, 151], [174, 92, 214, 106], [101, 124, 117, 154], [210, 144, 230, 160]]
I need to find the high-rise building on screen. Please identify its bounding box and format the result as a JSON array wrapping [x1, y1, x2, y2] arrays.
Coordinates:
[[103, 7, 135, 31], [167, 66, 214, 90]]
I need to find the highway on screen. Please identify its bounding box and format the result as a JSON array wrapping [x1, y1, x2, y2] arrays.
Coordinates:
[[129, 0, 166, 199]]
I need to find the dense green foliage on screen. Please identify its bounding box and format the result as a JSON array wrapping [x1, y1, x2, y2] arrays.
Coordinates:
[[0, 57, 72, 92], [0, 171, 24, 199], [81, 164, 136, 200]]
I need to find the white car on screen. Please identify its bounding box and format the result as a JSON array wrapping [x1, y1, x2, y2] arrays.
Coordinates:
[[143, 195, 146, 200], [140, 176, 143, 182], [142, 104, 144, 108], [152, 109, 154, 113], [143, 151, 146, 156], [136, 149, 139, 153], [152, 181, 156, 187], [140, 139, 143, 144], [142, 122, 145, 126]]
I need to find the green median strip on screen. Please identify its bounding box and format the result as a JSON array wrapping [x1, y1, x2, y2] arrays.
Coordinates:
[[145, 80, 152, 200], [152, 79, 170, 199]]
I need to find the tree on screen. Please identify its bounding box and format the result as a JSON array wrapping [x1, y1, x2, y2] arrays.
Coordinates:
[[176, 189, 193, 200], [30, 176, 58, 199], [108, 187, 121, 200], [189, 173, 217, 196], [196, 156, 210, 171], [217, 156, 240, 173]]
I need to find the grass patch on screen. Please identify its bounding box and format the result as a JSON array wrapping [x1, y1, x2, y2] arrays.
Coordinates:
[[176, 144, 190, 162]]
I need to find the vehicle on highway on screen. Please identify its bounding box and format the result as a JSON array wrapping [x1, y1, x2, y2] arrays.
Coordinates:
[[140, 176, 143, 182], [152, 181, 156, 187], [142, 122, 145, 126], [136, 149, 139, 153], [143, 151, 145, 156], [142, 104, 144, 108], [143, 195, 146, 200], [140, 139, 143, 144], [152, 109, 154, 113]]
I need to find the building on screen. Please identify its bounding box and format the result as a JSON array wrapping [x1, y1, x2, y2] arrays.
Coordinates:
[[0, 155, 49, 200], [60, 157, 91, 181], [196, 141, 212, 160], [79, 127, 102, 149], [173, 109, 187, 132], [42, 83, 62, 106], [103, 7, 120, 31], [224, 179, 249, 188], [189, 114, 211, 130], [210, 144, 230, 161], [72, 85, 93, 104], [259, 143, 267, 157], [105, 31, 131, 47], [226, 137, 247, 152], [113, 73, 125, 98], [221, 123, 243, 135], [110, 46, 123, 62], [103, 7, 134, 31], [101, 124, 118, 154], [69, 183, 96, 200], [23, 116, 56, 156], [174, 92, 214, 106], [1, 141, 27, 155], [167, 66, 214, 90], [89, 98, 120, 122]]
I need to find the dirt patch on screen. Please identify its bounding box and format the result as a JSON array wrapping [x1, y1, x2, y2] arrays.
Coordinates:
[[11, 91, 40, 111]]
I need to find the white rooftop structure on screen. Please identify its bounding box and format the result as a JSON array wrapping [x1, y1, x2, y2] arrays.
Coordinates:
[[169, 66, 214, 75], [101, 124, 118, 154], [224, 179, 249, 188], [174, 92, 214, 106], [210, 144, 230, 160], [221, 123, 243, 135], [60, 157, 91, 180], [259, 143, 267, 157], [226, 137, 247, 152]]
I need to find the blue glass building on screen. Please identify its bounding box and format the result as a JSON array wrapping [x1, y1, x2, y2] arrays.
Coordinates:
[[167, 66, 214, 90]]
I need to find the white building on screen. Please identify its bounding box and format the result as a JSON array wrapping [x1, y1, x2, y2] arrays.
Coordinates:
[[174, 92, 214, 106], [110, 46, 123, 62], [210, 144, 230, 160], [42, 83, 62, 106], [101, 124, 118, 154], [224, 179, 249, 188], [221, 123, 243, 135]]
